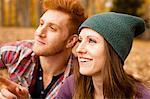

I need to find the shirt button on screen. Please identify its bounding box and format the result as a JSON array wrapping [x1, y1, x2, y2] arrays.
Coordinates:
[[41, 91, 44, 94], [39, 76, 42, 80]]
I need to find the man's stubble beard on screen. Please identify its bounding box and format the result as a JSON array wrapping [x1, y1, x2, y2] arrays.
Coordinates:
[[32, 42, 67, 56]]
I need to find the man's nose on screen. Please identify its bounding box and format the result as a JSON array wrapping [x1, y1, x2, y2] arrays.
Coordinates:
[[35, 26, 46, 38]]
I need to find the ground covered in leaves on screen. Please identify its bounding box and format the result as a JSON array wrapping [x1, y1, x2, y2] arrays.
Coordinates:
[[0, 27, 150, 82]]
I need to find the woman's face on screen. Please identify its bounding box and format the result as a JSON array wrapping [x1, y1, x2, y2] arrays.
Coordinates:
[[76, 28, 107, 76]]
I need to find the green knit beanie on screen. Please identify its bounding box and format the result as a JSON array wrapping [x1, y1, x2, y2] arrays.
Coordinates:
[[78, 12, 145, 64]]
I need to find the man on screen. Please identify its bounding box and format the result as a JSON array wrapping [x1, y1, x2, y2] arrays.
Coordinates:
[[0, 0, 86, 98]]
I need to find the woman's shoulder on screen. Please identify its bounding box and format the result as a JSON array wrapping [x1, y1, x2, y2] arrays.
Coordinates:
[[63, 75, 75, 93], [56, 75, 75, 99], [136, 83, 150, 99], [65, 74, 75, 82]]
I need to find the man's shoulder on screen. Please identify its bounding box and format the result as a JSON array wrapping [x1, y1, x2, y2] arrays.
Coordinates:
[[0, 40, 35, 62], [1, 40, 34, 47], [17, 40, 34, 47], [0, 40, 34, 51], [0, 40, 37, 75]]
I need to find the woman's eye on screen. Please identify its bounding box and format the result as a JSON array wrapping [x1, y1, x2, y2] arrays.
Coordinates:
[[78, 39, 82, 43], [78, 36, 82, 43], [89, 38, 97, 43]]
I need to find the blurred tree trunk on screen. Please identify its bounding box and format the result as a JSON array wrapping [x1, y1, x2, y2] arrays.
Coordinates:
[[35, 0, 42, 26], [95, 0, 105, 13], [88, 0, 96, 16], [8, 0, 13, 26], [81, 0, 105, 16], [80, 0, 95, 16], [139, 2, 150, 40], [16, 0, 30, 27], [15, 0, 18, 26], [1, 0, 5, 26], [81, 0, 89, 8], [16, 0, 22, 26], [23, 0, 30, 27], [80, 0, 90, 16], [14, 0, 17, 26], [0, 0, 1, 26], [111, 0, 144, 16]]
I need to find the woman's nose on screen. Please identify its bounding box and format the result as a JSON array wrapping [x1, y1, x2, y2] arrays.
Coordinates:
[[76, 42, 87, 54]]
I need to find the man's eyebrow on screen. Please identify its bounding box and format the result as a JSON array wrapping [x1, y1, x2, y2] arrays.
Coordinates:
[[39, 19, 57, 26], [49, 22, 57, 26], [39, 18, 60, 29], [39, 19, 44, 22]]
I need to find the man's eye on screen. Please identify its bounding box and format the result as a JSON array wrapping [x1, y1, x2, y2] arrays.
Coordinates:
[[89, 38, 96, 43], [49, 26, 57, 31], [40, 23, 43, 26]]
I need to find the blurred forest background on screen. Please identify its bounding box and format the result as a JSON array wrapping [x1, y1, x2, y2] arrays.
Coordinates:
[[0, 0, 150, 82]]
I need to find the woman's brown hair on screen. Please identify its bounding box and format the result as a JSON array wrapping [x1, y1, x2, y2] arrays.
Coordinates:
[[73, 41, 140, 99]]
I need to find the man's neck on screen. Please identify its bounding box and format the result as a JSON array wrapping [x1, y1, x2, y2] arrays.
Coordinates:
[[39, 49, 71, 75], [39, 50, 71, 89]]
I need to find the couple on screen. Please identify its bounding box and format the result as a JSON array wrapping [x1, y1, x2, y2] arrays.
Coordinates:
[[0, 0, 149, 99]]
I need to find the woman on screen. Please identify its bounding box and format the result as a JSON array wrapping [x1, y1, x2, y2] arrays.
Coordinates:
[[56, 12, 150, 99]]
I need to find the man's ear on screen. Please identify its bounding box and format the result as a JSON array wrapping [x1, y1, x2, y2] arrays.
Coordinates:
[[66, 34, 78, 48]]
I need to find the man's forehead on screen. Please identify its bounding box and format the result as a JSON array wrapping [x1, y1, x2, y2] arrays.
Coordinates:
[[41, 10, 70, 25], [42, 10, 69, 20]]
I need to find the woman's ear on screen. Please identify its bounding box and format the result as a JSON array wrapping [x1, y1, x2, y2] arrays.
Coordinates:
[[66, 34, 78, 48]]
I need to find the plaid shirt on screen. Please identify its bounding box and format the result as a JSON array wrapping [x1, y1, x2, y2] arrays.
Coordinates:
[[0, 40, 75, 98]]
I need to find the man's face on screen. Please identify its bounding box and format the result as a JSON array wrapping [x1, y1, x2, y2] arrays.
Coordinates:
[[32, 10, 70, 56]]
